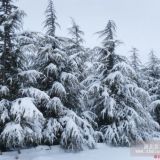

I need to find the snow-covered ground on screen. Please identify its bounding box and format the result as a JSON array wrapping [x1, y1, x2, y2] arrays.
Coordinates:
[[0, 143, 153, 160]]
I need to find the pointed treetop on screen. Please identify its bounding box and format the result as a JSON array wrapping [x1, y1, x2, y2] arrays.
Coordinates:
[[44, 0, 60, 37], [68, 18, 84, 47], [130, 47, 141, 71], [96, 20, 120, 53]]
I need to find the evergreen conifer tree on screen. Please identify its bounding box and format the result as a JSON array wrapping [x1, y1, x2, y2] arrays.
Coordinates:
[[0, 0, 25, 100]]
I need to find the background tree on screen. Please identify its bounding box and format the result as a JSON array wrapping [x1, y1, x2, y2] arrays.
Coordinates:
[[65, 18, 86, 81], [143, 50, 160, 100], [68, 18, 84, 50], [44, 0, 59, 38], [130, 47, 142, 72]]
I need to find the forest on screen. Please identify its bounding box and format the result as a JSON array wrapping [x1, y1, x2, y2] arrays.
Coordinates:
[[0, 0, 160, 152]]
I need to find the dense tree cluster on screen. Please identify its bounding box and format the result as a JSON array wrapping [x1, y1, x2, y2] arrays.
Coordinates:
[[0, 0, 160, 152]]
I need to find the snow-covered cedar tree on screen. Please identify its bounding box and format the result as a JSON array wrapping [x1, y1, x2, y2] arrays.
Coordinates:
[[33, 0, 95, 150], [143, 52, 160, 125], [129, 47, 146, 89], [83, 20, 160, 146], [143, 50, 160, 99], [87, 60, 160, 146], [0, 98, 44, 149], [65, 18, 86, 81], [44, 0, 59, 37], [130, 48, 142, 72], [36, 0, 83, 113], [96, 20, 121, 71], [0, 0, 26, 100]]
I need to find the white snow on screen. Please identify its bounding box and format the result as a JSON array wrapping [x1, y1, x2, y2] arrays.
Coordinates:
[[18, 70, 43, 84], [20, 87, 50, 104], [11, 97, 44, 122], [0, 143, 152, 160], [60, 72, 79, 86], [45, 63, 58, 76], [0, 85, 9, 96], [46, 97, 64, 115], [49, 81, 66, 98]]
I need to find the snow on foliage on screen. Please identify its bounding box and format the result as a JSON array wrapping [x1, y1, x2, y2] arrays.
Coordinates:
[[37, 45, 65, 66], [44, 63, 58, 77], [0, 99, 10, 123], [101, 63, 160, 146], [5, 98, 45, 147], [60, 72, 79, 87], [11, 97, 44, 123], [88, 80, 102, 94], [112, 62, 136, 78], [86, 59, 160, 146], [18, 70, 44, 84], [20, 87, 50, 105], [60, 110, 96, 151], [1, 122, 25, 149], [0, 85, 9, 96], [43, 118, 62, 145], [1, 1, 160, 151], [46, 97, 65, 116], [48, 81, 66, 98], [81, 111, 98, 127]]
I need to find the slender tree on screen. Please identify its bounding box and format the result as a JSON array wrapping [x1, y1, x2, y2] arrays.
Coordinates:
[[96, 20, 120, 71], [66, 18, 86, 81], [44, 0, 59, 37], [130, 47, 141, 72], [148, 50, 160, 78], [0, 0, 25, 100], [68, 18, 84, 50]]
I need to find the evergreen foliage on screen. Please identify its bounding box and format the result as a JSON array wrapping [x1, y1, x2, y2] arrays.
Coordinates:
[[0, 0, 160, 152]]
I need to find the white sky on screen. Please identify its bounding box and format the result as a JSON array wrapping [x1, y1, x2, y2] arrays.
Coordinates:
[[17, 0, 160, 62]]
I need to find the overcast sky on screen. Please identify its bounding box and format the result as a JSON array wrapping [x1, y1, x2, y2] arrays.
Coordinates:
[[17, 0, 160, 61]]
